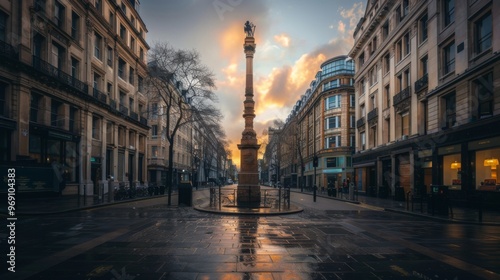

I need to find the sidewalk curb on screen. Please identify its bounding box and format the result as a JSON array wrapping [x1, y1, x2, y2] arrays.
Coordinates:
[[384, 208, 500, 226], [291, 189, 500, 226], [290, 189, 361, 204]]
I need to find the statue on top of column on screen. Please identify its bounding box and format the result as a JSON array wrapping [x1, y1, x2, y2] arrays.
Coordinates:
[[244, 20, 256, 37]]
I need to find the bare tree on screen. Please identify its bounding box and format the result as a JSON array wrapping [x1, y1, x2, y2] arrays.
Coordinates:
[[146, 42, 222, 205]]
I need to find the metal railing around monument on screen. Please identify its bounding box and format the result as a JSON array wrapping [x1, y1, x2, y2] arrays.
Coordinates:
[[209, 186, 291, 210]]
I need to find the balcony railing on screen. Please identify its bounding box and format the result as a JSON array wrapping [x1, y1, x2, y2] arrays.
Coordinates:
[[0, 40, 17, 59], [393, 86, 411, 105], [130, 111, 139, 121], [32, 55, 88, 94], [109, 99, 117, 110], [92, 87, 107, 104], [367, 108, 378, 122], [140, 116, 148, 126], [414, 73, 428, 93], [356, 117, 365, 128], [119, 104, 129, 115]]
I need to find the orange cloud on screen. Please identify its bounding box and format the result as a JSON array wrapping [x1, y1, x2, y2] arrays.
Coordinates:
[[338, 20, 346, 34], [273, 33, 291, 48]]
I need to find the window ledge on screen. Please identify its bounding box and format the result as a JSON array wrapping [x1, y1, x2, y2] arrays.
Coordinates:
[[470, 48, 492, 63], [418, 39, 428, 48], [440, 70, 455, 81]]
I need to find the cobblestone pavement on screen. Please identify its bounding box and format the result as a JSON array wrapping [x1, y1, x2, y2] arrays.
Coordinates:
[[1, 191, 499, 280]]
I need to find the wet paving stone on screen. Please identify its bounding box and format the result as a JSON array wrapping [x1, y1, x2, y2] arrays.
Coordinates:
[[2, 194, 499, 280]]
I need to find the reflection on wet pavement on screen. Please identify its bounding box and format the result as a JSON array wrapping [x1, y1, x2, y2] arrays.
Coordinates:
[[1, 196, 499, 280]]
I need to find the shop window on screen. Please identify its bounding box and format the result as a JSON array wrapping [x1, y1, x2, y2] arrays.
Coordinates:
[[326, 157, 338, 168], [64, 142, 78, 182], [476, 148, 500, 190], [47, 139, 61, 164], [443, 153, 461, 189]]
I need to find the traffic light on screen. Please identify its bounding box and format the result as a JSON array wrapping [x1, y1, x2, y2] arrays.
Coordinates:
[[313, 156, 318, 167]]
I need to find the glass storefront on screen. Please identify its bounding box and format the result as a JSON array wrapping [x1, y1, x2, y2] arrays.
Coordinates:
[[29, 132, 79, 183], [442, 153, 462, 190], [475, 148, 500, 190]]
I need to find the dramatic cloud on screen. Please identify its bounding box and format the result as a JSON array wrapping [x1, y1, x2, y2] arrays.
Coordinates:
[[337, 20, 346, 34], [273, 33, 291, 48], [339, 2, 365, 29], [141, 1, 366, 168]]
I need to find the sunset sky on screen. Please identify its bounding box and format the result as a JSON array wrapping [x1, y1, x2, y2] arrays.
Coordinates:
[[140, 0, 365, 167]]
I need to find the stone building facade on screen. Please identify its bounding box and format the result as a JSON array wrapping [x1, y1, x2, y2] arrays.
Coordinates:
[[350, 0, 500, 203], [267, 56, 355, 191], [0, 0, 149, 196]]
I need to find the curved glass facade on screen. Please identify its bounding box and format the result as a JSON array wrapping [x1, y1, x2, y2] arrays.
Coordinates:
[[321, 57, 355, 80]]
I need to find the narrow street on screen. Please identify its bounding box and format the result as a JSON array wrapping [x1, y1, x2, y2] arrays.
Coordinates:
[[1, 189, 499, 280]]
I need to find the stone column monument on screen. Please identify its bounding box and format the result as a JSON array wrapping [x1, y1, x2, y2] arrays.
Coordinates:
[[237, 21, 261, 206]]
